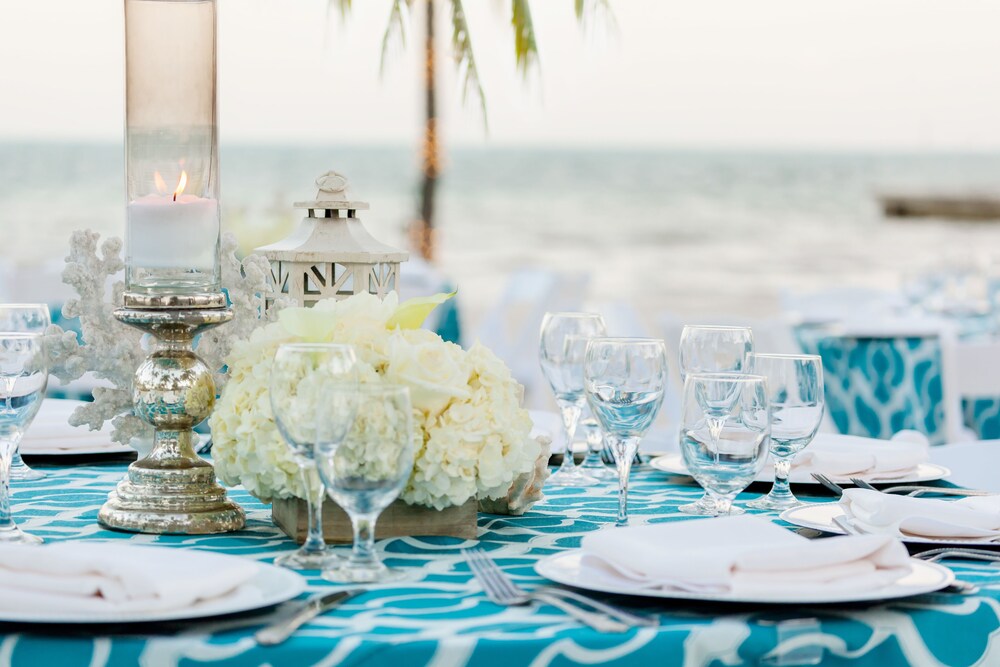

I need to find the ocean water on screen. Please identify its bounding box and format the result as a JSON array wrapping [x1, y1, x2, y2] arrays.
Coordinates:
[[3, 143, 1000, 331]]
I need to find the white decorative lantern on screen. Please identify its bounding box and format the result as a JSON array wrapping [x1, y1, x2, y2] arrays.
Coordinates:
[[257, 171, 408, 308]]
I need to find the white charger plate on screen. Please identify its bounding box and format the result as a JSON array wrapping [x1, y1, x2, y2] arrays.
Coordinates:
[[781, 502, 1000, 547], [0, 561, 306, 624], [535, 550, 953, 604], [649, 452, 950, 486]]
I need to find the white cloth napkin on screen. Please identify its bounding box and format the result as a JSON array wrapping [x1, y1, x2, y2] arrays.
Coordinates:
[[0, 542, 260, 613], [840, 488, 1000, 539], [791, 431, 930, 479], [19, 399, 122, 453], [579, 515, 910, 596]]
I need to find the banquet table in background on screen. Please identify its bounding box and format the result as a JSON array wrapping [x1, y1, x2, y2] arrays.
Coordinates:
[[4, 462, 1000, 667]]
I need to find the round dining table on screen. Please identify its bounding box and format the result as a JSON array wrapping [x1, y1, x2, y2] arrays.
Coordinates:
[[1, 459, 998, 667]]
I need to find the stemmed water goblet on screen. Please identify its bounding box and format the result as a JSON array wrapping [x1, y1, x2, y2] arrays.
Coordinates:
[[539, 313, 607, 487], [0, 333, 48, 544], [677, 324, 753, 515], [577, 408, 616, 481], [746, 354, 825, 510], [0, 304, 51, 481], [270, 343, 358, 570], [584, 338, 667, 526], [317, 384, 415, 583], [679, 373, 770, 517]]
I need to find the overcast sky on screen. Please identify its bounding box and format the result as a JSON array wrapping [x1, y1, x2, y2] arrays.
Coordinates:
[[2, 0, 999, 150]]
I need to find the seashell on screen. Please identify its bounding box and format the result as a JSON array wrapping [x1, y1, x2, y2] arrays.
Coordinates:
[[478, 435, 552, 516]]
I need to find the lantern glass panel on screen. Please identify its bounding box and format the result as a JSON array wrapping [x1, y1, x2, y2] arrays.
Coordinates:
[[124, 0, 221, 296]]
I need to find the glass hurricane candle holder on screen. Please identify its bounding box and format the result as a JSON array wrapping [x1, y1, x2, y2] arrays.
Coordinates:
[[124, 0, 221, 296]]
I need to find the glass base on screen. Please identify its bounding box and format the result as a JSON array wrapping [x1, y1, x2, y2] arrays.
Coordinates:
[[9, 457, 45, 481], [0, 523, 43, 545], [678, 494, 718, 516], [579, 461, 617, 481], [547, 467, 599, 487], [322, 562, 408, 584], [274, 547, 340, 571], [712, 505, 746, 517], [746, 494, 806, 511]]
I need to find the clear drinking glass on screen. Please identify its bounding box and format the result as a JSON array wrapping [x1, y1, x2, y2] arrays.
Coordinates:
[[746, 354, 825, 511], [0, 334, 48, 544], [270, 343, 358, 570], [578, 409, 616, 481], [677, 324, 753, 515], [0, 304, 51, 482], [679, 373, 770, 517], [584, 338, 668, 526], [539, 313, 607, 487], [317, 384, 415, 583]]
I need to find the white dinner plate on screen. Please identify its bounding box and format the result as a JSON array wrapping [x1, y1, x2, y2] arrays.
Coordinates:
[[648, 452, 950, 486], [535, 550, 953, 604], [20, 399, 134, 456], [0, 561, 306, 624], [781, 502, 1000, 547]]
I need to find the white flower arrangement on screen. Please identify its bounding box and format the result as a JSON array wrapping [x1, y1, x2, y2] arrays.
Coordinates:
[[210, 291, 541, 511]]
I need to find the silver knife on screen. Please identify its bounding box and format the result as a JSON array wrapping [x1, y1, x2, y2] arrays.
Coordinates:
[[255, 589, 363, 646]]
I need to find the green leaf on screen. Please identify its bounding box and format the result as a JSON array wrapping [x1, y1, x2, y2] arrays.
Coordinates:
[[386, 291, 456, 330], [449, 0, 489, 129], [511, 0, 538, 76], [379, 0, 412, 77]]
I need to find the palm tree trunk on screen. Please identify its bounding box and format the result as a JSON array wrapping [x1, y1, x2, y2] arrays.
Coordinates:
[[414, 0, 439, 261]]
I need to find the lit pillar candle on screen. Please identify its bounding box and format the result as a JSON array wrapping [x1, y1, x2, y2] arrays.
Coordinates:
[[128, 191, 219, 271]]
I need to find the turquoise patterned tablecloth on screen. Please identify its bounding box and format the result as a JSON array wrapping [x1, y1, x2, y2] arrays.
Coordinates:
[[4, 461, 1000, 667]]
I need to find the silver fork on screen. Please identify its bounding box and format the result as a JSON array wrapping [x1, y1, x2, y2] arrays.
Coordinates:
[[462, 548, 631, 633], [914, 548, 1000, 563], [811, 472, 845, 496], [849, 478, 991, 497]]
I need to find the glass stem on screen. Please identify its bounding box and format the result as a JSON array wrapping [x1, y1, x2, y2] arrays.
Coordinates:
[[769, 456, 794, 502], [715, 494, 735, 516], [0, 439, 13, 530], [348, 512, 379, 569], [300, 464, 327, 553], [557, 402, 583, 472], [613, 436, 640, 526]]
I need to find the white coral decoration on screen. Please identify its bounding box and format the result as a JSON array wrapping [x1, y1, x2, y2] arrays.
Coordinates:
[[43, 230, 288, 445], [210, 291, 541, 510]]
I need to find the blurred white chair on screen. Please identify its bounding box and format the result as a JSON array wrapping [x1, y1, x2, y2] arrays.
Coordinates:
[[953, 340, 1000, 398], [780, 286, 898, 325], [474, 268, 590, 409]]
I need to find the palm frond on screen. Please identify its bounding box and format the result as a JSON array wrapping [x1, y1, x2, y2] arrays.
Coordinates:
[[510, 0, 539, 76], [379, 0, 412, 76], [449, 0, 489, 129], [327, 0, 353, 21], [573, 0, 618, 35]]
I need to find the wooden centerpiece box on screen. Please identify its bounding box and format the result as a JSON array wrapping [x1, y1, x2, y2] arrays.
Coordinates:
[[271, 497, 479, 543]]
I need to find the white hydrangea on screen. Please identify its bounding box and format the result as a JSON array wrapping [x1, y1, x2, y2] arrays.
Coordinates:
[[210, 292, 540, 510]]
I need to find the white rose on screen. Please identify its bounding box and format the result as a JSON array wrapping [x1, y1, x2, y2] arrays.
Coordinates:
[[384, 330, 472, 417]]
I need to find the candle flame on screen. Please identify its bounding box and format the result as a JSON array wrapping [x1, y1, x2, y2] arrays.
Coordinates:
[[153, 171, 168, 194], [173, 171, 188, 202]]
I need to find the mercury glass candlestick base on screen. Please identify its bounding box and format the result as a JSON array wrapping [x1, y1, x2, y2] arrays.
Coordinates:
[[98, 294, 245, 534]]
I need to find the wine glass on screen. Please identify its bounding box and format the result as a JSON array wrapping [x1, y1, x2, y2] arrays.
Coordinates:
[[679, 373, 770, 517], [270, 343, 358, 570], [677, 324, 753, 515], [539, 313, 607, 487], [577, 407, 616, 481], [0, 304, 51, 481], [317, 384, 415, 583], [584, 338, 667, 526], [746, 354, 825, 510], [0, 333, 48, 544]]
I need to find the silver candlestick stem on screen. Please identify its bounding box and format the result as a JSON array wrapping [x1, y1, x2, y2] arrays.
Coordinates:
[[98, 293, 245, 534]]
